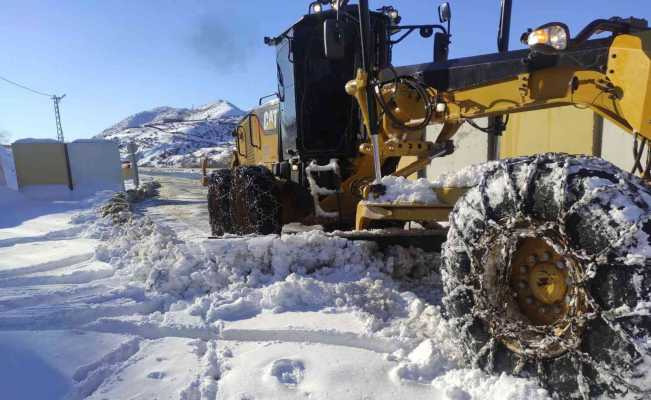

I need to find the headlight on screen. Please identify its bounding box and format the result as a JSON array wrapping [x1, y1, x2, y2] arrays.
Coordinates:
[[388, 10, 400, 22], [525, 23, 569, 53], [378, 6, 402, 25], [310, 2, 323, 13]]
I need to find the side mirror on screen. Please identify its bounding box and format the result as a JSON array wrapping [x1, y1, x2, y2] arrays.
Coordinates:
[[438, 2, 451, 23], [324, 19, 345, 60]]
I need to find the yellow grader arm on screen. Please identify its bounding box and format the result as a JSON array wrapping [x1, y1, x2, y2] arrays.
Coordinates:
[[441, 32, 651, 140], [348, 29, 651, 229]]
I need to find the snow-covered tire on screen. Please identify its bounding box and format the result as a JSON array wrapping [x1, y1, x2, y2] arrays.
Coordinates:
[[442, 153, 651, 399], [230, 166, 281, 235], [207, 169, 233, 236]]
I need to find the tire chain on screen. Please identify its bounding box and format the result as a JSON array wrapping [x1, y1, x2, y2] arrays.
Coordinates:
[[444, 153, 651, 399], [230, 166, 281, 235], [207, 169, 233, 236]]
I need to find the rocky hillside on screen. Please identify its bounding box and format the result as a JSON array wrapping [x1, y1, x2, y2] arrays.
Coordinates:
[[96, 101, 245, 168]]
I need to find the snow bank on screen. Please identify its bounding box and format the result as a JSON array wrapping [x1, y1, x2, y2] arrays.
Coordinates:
[[0, 185, 554, 399], [80, 210, 551, 399]]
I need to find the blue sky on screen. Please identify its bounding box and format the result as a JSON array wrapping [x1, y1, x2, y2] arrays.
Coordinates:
[[0, 0, 648, 141]]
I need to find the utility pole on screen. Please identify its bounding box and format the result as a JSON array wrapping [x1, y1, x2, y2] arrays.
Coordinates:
[[128, 142, 140, 188], [52, 94, 66, 142]]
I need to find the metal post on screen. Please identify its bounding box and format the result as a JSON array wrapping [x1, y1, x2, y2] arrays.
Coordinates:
[[63, 143, 74, 191], [358, 0, 383, 187], [497, 0, 512, 52], [487, 0, 513, 160], [128, 142, 140, 188]]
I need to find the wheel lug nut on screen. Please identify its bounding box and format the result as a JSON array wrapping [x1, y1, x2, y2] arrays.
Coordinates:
[[518, 281, 527, 289], [526, 297, 534, 305], [541, 252, 551, 262], [520, 266, 527, 274], [527, 255, 538, 266], [553, 306, 562, 314], [539, 306, 547, 314]]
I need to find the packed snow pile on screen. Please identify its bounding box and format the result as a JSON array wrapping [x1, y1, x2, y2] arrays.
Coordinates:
[[430, 160, 500, 187], [96, 101, 245, 168], [375, 175, 441, 204], [374, 161, 500, 204], [0, 182, 551, 399]]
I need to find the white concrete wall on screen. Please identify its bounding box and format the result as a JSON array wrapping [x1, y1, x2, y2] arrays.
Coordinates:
[[426, 119, 489, 180], [0, 146, 18, 190], [67, 140, 124, 195], [425, 115, 639, 181], [601, 120, 636, 173]]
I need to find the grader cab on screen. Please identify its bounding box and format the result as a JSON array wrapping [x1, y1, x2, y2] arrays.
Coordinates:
[[204, 1, 651, 397]]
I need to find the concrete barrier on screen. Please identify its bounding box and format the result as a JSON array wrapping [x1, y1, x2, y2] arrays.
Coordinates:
[[9, 139, 123, 199], [12, 140, 71, 190], [67, 140, 124, 195]]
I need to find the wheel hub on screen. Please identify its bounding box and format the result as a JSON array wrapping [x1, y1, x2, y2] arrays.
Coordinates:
[[481, 234, 592, 358], [510, 238, 571, 326], [529, 262, 567, 305]]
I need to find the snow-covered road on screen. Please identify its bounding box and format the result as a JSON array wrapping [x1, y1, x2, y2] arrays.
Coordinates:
[[0, 173, 550, 400], [138, 168, 210, 242]]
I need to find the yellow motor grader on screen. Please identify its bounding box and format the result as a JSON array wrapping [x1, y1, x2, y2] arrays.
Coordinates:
[[203, 1, 651, 398]]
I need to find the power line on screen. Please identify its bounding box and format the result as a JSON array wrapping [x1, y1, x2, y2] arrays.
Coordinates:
[[0, 74, 67, 142], [0, 75, 53, 97]]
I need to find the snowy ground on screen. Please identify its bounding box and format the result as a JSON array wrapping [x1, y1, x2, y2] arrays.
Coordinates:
[[0, 171, 551, 400]]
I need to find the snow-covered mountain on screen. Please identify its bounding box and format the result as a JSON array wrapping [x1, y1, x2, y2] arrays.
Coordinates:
[[96, 101, 245, 167]]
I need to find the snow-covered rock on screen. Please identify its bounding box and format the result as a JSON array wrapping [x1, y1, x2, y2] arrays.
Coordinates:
[[95, 101, 245, 168]]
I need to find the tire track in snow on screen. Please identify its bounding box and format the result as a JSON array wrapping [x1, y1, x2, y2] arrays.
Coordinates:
[[0, 267, 114, 288], [85, 318, 403, 355], [0, 252, 94, 279], [86, 319, 218, 341], [0, 298, 165, 331], [65, 337, 142, 400], [0, 284, 109, 311], [220, 328, 402, 354], [0, 225, 86, 248]]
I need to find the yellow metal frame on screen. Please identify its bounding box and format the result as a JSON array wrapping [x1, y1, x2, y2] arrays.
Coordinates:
[[355, 187, 468, 230], [349, 31, 651, 230], [215, 31, 651, 231]]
